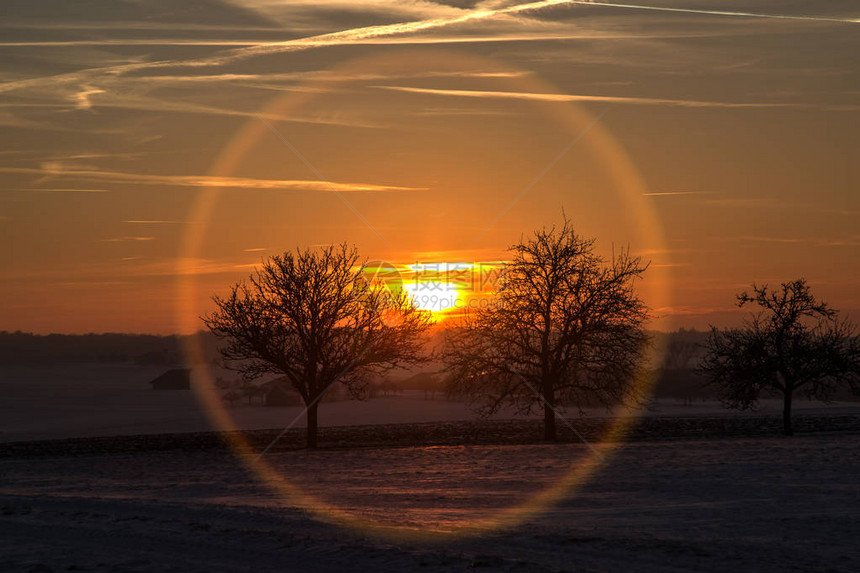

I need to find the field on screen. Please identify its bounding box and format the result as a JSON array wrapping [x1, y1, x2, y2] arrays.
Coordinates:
[[2, 364, 860, 571], [2, 363, 859, 443], [2, 435, 859, 572]]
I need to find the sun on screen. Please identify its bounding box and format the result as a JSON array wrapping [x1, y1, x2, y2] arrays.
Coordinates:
[[362, 260, 503, 320], [401, 280, 463, 314]]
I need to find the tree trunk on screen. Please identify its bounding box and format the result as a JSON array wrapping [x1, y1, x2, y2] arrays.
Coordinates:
[[544, 401, 557, 442], [306, 401, 319, 449], [782, 389, 793, 436], [543, 382, 557, 442]]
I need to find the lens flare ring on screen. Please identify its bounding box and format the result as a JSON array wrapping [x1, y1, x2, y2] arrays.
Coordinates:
[[178, 48, 671, 542]]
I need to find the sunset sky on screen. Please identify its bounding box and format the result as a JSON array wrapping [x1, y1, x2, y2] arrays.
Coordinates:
[[1, 0, 858, 334]]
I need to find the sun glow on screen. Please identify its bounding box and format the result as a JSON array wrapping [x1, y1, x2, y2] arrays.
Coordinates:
[[387, 261, 505, 319], [402, 280, 463, 314], [360, 260, 504, 319]]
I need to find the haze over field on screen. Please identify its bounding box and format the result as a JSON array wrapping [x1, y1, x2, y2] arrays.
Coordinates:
[[1, 0, 858, 334]]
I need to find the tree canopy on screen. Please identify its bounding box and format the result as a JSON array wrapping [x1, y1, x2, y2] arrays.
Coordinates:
[[204, 243, 432, 447], [444, 218, 650, 441], [701, 279, 860, 435]]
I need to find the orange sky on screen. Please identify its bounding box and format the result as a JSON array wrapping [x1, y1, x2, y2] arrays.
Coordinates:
[[1, 1, 858, 334]]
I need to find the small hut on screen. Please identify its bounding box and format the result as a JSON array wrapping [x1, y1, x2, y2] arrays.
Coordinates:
[[259, 377, 303, 407], [149, 369, 191, 391]]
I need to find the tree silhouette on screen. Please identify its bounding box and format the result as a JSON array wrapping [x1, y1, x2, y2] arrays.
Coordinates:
[[204, 244, 432, 448], [701, 279, 860, 436], [444, 218, 650, 441]]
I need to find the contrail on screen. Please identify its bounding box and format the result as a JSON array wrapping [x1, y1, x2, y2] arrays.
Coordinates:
[[373, 86, 860, 111], [177, 0, 581, 66], [566, 1, 859, 24], [2, 0, 855, 96], [0, 0, 575, 94]]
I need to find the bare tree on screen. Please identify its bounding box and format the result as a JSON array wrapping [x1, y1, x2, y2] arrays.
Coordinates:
[[444, 218, 650, 441], [204, 244, 433, 448], [701, 279, 860, 436], [662, 329, 706, 370]]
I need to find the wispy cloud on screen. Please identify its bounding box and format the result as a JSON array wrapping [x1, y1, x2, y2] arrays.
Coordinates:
[[737, 236, 807, 244], [1, 165, 425, 192], [644, 191, 716, 197], [705, 197, 781, 208], [374, 85, 836, 109], [102, 236, 156, 242], [3, 0, 855, 108], [73, 95, 383, 128], [733, 235, 860, 247], [817, 238, 860, 247], [73, 86, 106, 110], [818, 208, 860, 217], [1, 256, 257, 283], [565, 1, 859, 25], [6, 187, 112, 193], [39, 69, 528, 121], [0, 0, 624, 96], [0, 40, 264, 48], [0, 31, 734, 50], [41, 152, 151, 161]]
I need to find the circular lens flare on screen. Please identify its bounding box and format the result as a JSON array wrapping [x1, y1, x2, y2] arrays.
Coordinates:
[[177, 48, 672, 542]]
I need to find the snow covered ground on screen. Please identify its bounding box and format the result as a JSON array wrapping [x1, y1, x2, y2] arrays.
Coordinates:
[[2, 435, 859, 572], [3, 364, 859, 571]]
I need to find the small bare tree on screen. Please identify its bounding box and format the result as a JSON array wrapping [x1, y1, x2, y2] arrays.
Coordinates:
[[701, 279, 860, 435], [444, 218, 650, 441], [204, 244, 433, 448]]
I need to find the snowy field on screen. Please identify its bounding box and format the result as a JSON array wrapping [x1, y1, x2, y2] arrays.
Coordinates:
[[2, 363, 859, 443], [2, 435, 859, 572], [2, 364, 860, 571]]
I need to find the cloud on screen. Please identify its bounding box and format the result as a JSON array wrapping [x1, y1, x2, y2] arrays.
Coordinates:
[[734, 236, 822, 245], [66, 94, 384, 128], [0, 40, 263, 48], [132, 257, 263, 277], [0, 0, 604, 96], [73, 86, 105, 110], [643, 191, 716, 197], [4, 0, 855, 111], [0, 256, 257, 283], [42, 152, 150, 161], [6, 187, 112, 193], [38, 69, 529, 120], [374, 85, 820, 109], [564, 1, 860, 25], [0, 31, 746, 50], [130, 69, 527, 86], [102, 236, 156, 242], [1, 165, 426, 192], [816, 238, 860, 247], [704, 197, 782, 207]]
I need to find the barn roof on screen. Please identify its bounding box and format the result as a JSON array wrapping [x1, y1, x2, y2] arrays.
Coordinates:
[[149, 368, 191, 388], [258, 376, 295, 391]]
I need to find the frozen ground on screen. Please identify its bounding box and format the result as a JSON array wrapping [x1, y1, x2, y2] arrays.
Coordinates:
[[2, 363, 859, 442], [2, 435, 859, 572]]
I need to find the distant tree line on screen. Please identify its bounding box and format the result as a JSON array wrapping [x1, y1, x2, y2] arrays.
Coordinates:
[[0, 331, 222, 365], [650, 328, 714, 404]]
